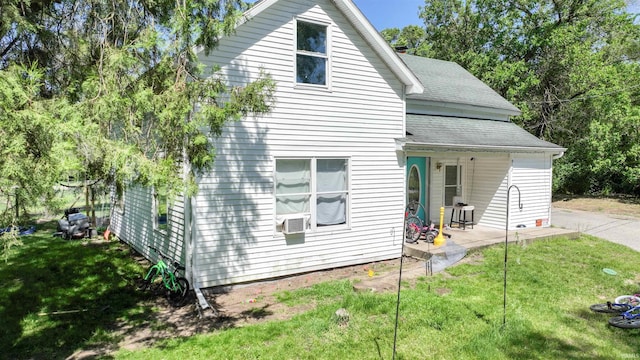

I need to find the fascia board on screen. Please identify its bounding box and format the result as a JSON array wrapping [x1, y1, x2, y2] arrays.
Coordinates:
[[331, 0, 424, 94], [400, 141, 567, 155]]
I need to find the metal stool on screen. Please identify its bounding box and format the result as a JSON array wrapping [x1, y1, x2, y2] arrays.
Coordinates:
[[449, 196, 474, 230]]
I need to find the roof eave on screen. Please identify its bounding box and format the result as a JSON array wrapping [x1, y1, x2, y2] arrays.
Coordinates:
[[407, 99, 521, 117], [398, 140, 566, 155], [335, 0, 423, 94], [243, 0, 276, 21]]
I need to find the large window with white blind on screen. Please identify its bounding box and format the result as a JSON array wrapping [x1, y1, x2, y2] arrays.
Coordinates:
[[275, 158, 349, 231]]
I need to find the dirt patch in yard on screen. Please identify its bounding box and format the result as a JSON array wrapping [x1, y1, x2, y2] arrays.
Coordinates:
[[553, 195, 640, 218], [197, 257, 429, 325], [201, 252, 486, 328], [70, 196, 637, 358], [69, 256, 435, 359]]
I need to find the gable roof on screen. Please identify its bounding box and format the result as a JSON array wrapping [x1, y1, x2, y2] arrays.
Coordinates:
[[399, 53, 521, 116], [403, 114, 565, 153], [242, 0, 424, 94]]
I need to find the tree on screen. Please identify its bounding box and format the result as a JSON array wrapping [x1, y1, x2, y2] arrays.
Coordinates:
[[390, 0, 640, 195], [381, 25, 428, 55], [0, 64, 66, 259], [0, 1, 276, 228]]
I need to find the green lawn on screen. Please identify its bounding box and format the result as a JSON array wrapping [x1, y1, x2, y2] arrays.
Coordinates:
[[0, 225, 150, 359], [2, 228, 639, 359]]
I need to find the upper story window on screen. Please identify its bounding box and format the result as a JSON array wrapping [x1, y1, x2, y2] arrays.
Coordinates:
[[296, 20, 328, 86]]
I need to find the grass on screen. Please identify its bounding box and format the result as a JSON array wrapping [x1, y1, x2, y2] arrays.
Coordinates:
[[2, 230, 640, 359], [114, 237, 640, 360], [0, 223, 151, 359]]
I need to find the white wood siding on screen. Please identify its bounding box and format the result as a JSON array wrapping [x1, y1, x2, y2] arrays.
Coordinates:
[[427, 152, 496, 224], [193, 0, 407, 287], [422, 152, 553, 230], [467, 154, 511, 229], [110, 185, 186, 264], [510, 154, 553, 229]]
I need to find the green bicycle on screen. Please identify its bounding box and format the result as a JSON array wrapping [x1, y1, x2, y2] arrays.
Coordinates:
[[140, 246, 190, 307]]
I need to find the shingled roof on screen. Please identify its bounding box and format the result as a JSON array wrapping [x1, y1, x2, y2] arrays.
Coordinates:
[[405, 115, 565, 152], [398, 53, 520, 115]]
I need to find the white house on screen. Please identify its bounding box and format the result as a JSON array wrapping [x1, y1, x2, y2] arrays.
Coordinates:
[[109, 0, 565, 289], [398, 53, 565, 229]]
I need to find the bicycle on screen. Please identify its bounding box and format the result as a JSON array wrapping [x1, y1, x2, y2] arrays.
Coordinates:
[[405, 214, 423, 243], [405, 215, 439, 244], [614, 294, 640, 306], [589, 294, 640, 328], [404, 201, 451, 244], [589, 294, 640, 313], [140, 246, 190, 307], [608, 305, 640, 329]]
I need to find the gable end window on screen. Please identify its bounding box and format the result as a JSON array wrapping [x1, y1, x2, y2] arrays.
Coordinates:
[[296, 20, 328, 86]]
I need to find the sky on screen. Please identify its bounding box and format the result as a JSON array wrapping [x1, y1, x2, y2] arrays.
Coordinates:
[[352, 0, 424, 30], [352, 0, 640, 30]]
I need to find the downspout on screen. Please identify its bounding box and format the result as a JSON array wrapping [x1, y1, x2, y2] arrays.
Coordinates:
[[183, 200, 194, 282], [397, 83, 408, 248], [189, 192, 210, 309], [507, 157, 514, 227], [548, 150, 565, 226], [183, 141, 210, 309], [182, 147, 194, 285]]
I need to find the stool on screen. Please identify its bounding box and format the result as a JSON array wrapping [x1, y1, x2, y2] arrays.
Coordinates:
[[449, 204, 474, 230]]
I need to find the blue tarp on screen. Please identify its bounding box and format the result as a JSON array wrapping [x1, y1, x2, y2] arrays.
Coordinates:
[[0, 225, 36, 236]]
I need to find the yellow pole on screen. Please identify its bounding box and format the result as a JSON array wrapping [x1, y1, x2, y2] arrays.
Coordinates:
[[434, 207, 446, 246]]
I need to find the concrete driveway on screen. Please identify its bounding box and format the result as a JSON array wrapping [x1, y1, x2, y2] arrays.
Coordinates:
[[551, 207, 640, 252]]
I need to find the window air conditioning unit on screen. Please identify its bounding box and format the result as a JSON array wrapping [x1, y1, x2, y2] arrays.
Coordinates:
[[282, 216, 306, 235]]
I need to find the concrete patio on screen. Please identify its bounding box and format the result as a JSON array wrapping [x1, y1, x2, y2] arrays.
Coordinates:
[[403, 224, 581, 261]]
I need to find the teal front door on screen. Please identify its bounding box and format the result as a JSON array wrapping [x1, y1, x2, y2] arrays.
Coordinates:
[[406, 157, 427, 221]]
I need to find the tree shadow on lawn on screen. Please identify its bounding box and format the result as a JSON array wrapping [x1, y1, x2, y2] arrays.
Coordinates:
[[502, 309, 640, 359], [505, 328, 588, 359], [0, 229, 152, 359]]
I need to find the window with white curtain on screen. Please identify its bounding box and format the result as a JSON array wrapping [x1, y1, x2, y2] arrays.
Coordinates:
[[275, 159, 311, 215], [275, 158, 349, 231]]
